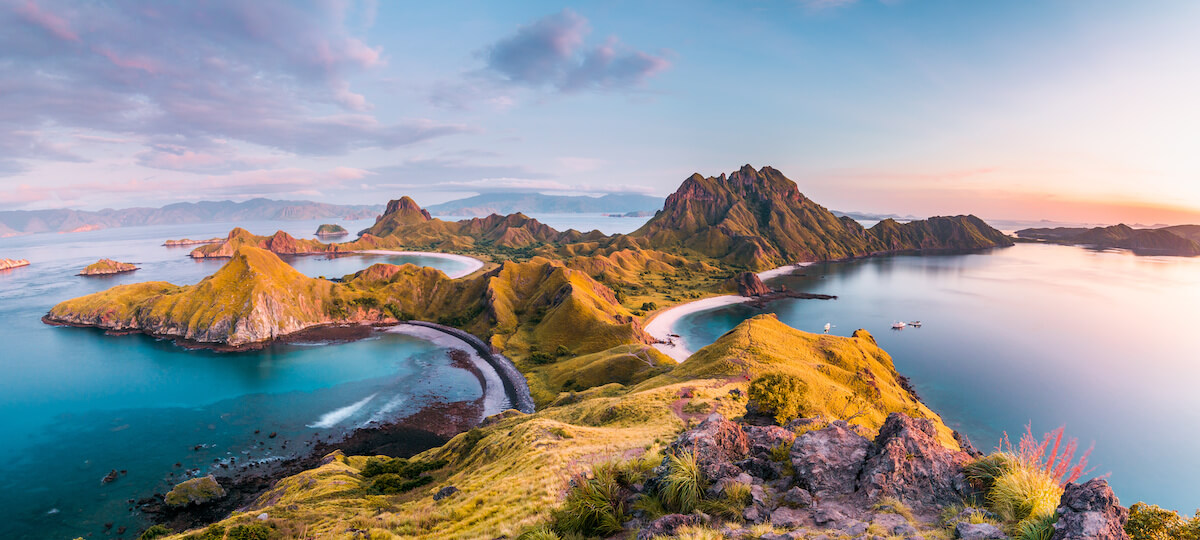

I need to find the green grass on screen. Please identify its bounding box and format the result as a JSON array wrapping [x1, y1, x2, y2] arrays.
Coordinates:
[[660, 449, 707, 513], [987, 465, 1062, 524], [1015, 512, 1057, 540]]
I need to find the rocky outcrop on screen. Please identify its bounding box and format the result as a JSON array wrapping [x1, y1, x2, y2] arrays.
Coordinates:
[[165, 475, 227, 507], [0, 258, 30, 270], [1051, 479, 1130, 540], [314, 224, 349, 237], [664, 413, 750, 481], [791, 421, 871, 497], [189, 228, 329, 258], [729, 271, 771, 297], [859, 413, 974, 510], [78, 258, 139, 276]]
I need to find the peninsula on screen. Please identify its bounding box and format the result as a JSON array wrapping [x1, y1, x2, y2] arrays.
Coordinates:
[[1016, 223, 1200, 256]]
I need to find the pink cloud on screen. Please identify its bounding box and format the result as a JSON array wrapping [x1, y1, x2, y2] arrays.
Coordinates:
[[93, 46, 160, 73], [13, 0, 79, 42]]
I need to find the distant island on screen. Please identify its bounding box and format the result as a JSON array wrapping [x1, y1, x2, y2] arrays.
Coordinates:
[[78, 259, 139, 276], [163, 238, 222, 247], [1016, 223, 1200, 256], [0, 258, 30, 270], [314, 224, 349, 237], [0, 198, 383, 237], [425, 192, 662, 216]]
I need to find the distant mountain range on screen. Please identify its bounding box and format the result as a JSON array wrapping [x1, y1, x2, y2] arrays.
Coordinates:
[[424, 192, 663, 216], [0, 199, 383, 237], [1016, 224, 1200, 256]]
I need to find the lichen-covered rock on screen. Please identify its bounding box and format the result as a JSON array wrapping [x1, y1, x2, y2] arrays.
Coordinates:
[[743, 424, 796, 455], [771, 506, 808, 528], [667, 413, 750, 481], [165, 475, 227, 507], [858, 413, 973, 509], [790, 420, 871, 497], [781, 486, 813, 508], [1051, 479, 1130, 540]]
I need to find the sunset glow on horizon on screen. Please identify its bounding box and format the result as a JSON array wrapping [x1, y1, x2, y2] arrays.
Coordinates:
[[1, 0, 1198, 225]]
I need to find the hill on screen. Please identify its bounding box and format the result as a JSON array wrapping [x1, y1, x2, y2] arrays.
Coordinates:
[[425, 192, 662, 216], [0, 198, 381, 236], [631, 165, 1013, 269], [78, 258, 139, 276], [1016, 224, 1200, 256]]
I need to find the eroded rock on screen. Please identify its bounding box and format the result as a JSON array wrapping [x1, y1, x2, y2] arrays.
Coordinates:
[[1051, 479, 1130, 540], [790, 420, 871, 497], [858, 413, 973, 509]]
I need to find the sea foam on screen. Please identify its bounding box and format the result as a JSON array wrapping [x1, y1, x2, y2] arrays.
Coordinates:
[[307, 393, 378, 429]]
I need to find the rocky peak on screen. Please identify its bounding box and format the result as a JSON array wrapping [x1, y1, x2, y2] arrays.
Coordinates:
[[382, 196, 432, 223], [728, 271, 772, 297], [1051, 479, 1130, 540]]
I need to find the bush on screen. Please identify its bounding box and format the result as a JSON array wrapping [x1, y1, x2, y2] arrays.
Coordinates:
[[371, 473, 434, 494], [529, 351, 555, 365], [747, 372, 807, 424], [640, 301, 658, 311], [138, 525, 172, 540], [361, 457, 447, 479], [227, 523, 271, 540], [555, 345, 571, 357], [184, 525, 225, 540], [1126, 502, 1200, 540]]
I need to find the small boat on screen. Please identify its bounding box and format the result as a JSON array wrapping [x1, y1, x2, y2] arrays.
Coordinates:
[[823, 323, 831, 333], [909, 321, 922, 327], [891, 321, 907, 330]]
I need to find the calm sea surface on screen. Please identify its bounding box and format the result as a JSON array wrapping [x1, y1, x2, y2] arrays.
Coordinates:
[[674, 243, 1200, 511]]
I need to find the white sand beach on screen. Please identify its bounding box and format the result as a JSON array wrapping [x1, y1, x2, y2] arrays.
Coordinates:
[[355, 250, 485, 279]]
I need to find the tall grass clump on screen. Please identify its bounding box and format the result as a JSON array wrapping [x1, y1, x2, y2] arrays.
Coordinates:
[[1015, 512, 1057, 540], [553, 459, 653, 536], [661, 448, 707, 513]]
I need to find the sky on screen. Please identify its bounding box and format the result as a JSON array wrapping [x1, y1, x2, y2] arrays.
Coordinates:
[[1, 0, 1198, 224]]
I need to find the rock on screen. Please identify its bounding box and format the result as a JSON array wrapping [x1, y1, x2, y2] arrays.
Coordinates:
[[433, 486, 459, 501], [736, 456, 787, 481], [812, 504, 847, 526], [730, 271, 772, 297], [871, 513, 917, 536], [858, 413, 973, 509], [638, 514, 705, 540], [1051, 479, 1130, 540], [782, 487, 813, 508], [256, 512, 269, 521], [0, 258, 31, 270], [770, 506, 809, 528], [744, 424, 797, 454], [666, 413, 750, 481], [101, 469, 119, 484], [955, 522, 1007, 539], [164, 474, 227, 507], [790, 420, 871, 497], [839, 519, 868, 536]]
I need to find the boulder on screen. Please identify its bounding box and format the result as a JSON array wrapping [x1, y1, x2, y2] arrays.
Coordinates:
[[743, 424, 797, 455], [871, 512, 918, 536], [770, 506, 808, 528], [1051, 479, 1130, 540], [790, 420, 871, 497], [955, 522, 1007, 539], [433, 486, 459, 501], [858, 413, 973, 509], [638, 514, 705, 540], [667, 413, 750, 481], [781, 487, 814, 508]]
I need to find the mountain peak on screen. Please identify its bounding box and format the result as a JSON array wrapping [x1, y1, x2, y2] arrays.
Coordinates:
[[383, 196, 433, 222]]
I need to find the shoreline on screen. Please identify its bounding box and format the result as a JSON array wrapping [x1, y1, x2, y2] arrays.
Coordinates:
[[398, 321, 536, 414], [352, 250, 485, 278], [644, 262, 813, 362], [386, 323, 515, 417]]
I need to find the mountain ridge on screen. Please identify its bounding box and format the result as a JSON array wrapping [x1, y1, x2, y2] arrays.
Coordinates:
[[425, 192, 662, 216]]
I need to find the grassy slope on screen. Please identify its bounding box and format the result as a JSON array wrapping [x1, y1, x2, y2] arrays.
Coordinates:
[[159, 315, 956, 540], [79, 258, 138, 274]]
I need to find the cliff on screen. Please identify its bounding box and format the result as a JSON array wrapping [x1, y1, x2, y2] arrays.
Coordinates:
[[632, 165, 1013, 269], [1, 258, 30, 270], [78, 258, 139, 276], [1017, 224, 1200, 256]]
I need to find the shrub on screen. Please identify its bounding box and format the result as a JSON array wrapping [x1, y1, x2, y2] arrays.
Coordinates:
[[661, 448, 707, 513], [184, 525, 225, 540], [555, 345, 571, 357], [748, 373, 807, 424], [361, 457, 447, 479], [529, 351, 555, 365], [640, 301, 658, 311], [138, 525, 172, 540], [227, 523, 272, 540], [1126, 503, 1200, 540], [371, 473, 434, 494], [987, 466, 1062, 525]]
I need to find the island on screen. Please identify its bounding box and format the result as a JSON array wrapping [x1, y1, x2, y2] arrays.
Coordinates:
[[1, 258, 30, 270], [78, 258, 139, 276], [314, 223, 349, 238], [1016, 223, 1200, 256], [42, 166, 1145, 540], [163, 238, 221, 247]]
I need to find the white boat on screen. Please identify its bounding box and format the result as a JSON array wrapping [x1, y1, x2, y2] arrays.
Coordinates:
[[891, 321, 907, 329], [823, 323, 831, 333], [909, 321, 922, 327]]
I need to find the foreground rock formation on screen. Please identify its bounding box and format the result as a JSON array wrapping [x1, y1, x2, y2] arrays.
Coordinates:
[[78, 258, 139, 276], [0, 257, 30, 270]]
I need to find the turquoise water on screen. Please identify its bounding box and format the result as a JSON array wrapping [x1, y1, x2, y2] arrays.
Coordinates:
[[674, 243, 1200, 511], [0, 219, 483, 540]]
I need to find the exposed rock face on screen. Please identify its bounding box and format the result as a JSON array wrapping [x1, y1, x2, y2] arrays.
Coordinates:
[[0, 258, 30, 270], [665, 413, 750, 481], [78, 258, 139, 276], [632, 165, 1013, 269], [790, 420, 872, 497], [729, 271, 772, 297], [1051, 479, 1130, 540], [859, 413, 974, 509]]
